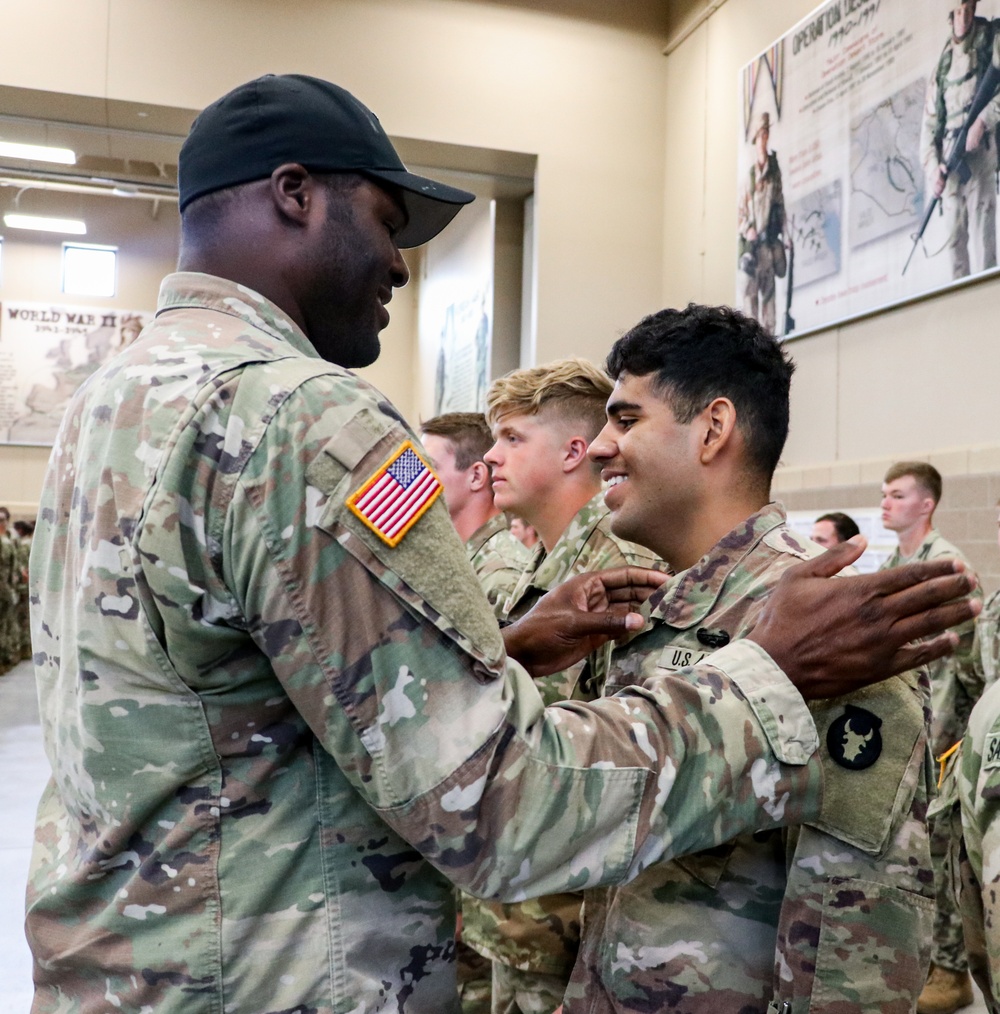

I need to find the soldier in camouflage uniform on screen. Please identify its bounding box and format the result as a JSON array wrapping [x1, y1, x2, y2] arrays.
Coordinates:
[[459, 360, 662, 1014], [560, 304, 937, 1013], [958, 668, 1000, 1012], [26, 75, 980, 1014], [13, 519, 33, 661], [920, 0, 1000, 280], [738, 111, 786, 335], [420, 412, 530, 1014], [977, 501, 1000, 687], [0, 506, 18, 673], [881, 462, 984, 1014], [421, 412, 529, 615]]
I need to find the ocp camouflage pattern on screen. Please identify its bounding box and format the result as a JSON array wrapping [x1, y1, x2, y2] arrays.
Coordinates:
[[882, 529, 984, 757], [461, 493, 664, 986], [565, 507, 935, 1013], [29, 272, 830, 1014], [979, 588, 1000, 687], [465, 512, 530, 615], [959, 677, 1000, 1010]]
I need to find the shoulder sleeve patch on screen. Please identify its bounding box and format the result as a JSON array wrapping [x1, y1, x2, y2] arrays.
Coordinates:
[[347, 440, 442, 547]]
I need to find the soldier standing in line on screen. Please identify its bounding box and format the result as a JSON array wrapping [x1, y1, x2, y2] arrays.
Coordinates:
[[13, 519, 33, 661], [460, 359, 663, 1014], [920, 0, 1000, 280], [977, 500, 1000, 686], [881, 462, 984, 1014], [811, 511, 861, 548], [421, 411, 530, 1014], [738, 111, 787, 334], [564, 305, 938, 1013], [420, 412, 530, 616], [0, 507, 18, 674]]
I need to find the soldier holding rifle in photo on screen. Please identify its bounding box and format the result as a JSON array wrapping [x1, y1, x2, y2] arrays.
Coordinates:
[[915, 0, 1000, 279], [738, 112, 789, 335]]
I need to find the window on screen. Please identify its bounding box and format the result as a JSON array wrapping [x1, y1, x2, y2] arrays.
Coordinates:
[[62, 243, 117, 298]]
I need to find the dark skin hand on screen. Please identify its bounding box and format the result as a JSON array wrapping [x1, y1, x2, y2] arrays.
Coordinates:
[[502, 566, 667, 678], [749, 536, 980, 700]]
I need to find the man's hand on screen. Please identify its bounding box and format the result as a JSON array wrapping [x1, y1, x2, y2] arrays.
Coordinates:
[[967, 115, 987, 153], [502, 566, 667, 678], [934, 163, 949, 198], [749, 536, 980, 700]]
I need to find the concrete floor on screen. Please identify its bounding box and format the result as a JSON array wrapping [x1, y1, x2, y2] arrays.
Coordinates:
[[0, 658, 991, 1013]]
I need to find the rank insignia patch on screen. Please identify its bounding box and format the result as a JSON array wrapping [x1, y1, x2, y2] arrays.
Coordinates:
[[347, 441, 442, 547], [827, 704, 882, 770]]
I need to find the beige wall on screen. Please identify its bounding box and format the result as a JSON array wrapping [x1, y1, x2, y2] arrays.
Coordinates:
[[3, 0, 670, 365], [0, 0, 671, 510], [0, 191, 179, 516], [661, 0, 1000, 474]]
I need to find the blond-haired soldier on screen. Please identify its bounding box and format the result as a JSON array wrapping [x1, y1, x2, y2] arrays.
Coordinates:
[[460, 358, 663, 1014]]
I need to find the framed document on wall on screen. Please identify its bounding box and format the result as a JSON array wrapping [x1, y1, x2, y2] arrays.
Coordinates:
[[0, 302, 151, 445], [739, 0, 1000, 339]]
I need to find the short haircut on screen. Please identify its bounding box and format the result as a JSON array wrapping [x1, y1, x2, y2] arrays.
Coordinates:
[[884, 461, 942, 505], [181, 171, 363, 243], [0, 506, 9, 523], [816, 512, 860, 543], [420, 412, 493, 470], [486, 358, 612, 442], [605, 303, 795, 478]]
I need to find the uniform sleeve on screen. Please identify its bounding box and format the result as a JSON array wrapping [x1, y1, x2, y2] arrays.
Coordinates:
[[921, 54, 945, 177], [223, 377, 825, 900], [960, 682, 1000, 1010]]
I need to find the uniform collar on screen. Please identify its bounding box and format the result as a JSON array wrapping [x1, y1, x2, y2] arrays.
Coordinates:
[[525, 491, 609, 591], [646, 503, 787, 629], [156, 272, 321, 361], [465, 513, 508, 556]]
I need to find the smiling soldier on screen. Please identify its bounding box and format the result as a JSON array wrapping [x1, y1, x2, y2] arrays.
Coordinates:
[[564, 303, 940, 1014]]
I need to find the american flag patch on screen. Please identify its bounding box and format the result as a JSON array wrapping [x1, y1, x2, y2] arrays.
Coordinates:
[[347, 441, 442, 546]]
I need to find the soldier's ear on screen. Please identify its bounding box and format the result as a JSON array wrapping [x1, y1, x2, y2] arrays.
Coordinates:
[[698, 398, 737, 465], [468, 461, 490, 493], [561, 436, 590, 474]]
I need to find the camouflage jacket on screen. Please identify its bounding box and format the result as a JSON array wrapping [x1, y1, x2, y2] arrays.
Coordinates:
[[921, 16, 1000, 176], [462, 494, 663, 977], [28, 273, 831, 1014], [882, 529, 984, 756], [465, 513, 529, 615], [0, 533, 16, 607], [959, 678, 1000, 1011], [979, 588, 1000, 686], [737, 152, 785, 257], [566, 506, 935, 1014]]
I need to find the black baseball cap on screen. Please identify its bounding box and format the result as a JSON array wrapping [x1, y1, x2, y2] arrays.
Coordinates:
[[178, 74, 475, 248]]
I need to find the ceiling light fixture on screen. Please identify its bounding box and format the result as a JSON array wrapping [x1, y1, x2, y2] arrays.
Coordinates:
[[0, 141, 76, 165], [3, 213, 86, 235]]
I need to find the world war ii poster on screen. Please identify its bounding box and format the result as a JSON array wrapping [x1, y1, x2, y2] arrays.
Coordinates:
[[0, 302, 151, 445]]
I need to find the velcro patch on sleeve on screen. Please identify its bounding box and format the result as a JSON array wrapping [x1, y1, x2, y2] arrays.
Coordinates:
[[346, 440, 442, 547], [984, 732, 1000, 771]]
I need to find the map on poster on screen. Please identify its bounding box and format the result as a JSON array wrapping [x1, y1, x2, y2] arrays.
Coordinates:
[[0, 302, 151, 446], [738, 0, 1000, 339], [849, 77, 925, 249]]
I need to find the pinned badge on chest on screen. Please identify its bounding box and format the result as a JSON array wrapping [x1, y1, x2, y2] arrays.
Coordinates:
[[827, 704, 883, 770], [697, 627, 730, 649]]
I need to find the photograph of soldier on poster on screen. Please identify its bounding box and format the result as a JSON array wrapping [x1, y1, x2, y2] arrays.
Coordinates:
[[738, 0, 1000, 340]]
